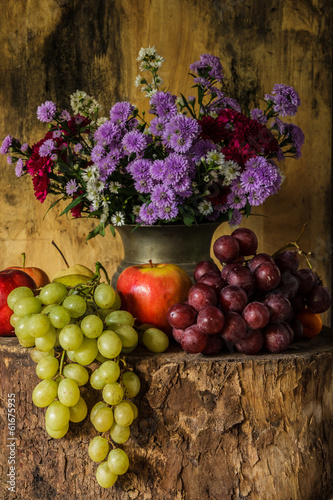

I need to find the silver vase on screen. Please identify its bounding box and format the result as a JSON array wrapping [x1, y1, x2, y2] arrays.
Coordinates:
[[112, 222, 222, 288]]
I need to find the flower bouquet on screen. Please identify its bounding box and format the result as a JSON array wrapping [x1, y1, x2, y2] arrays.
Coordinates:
[[1, 47, 304, 240]]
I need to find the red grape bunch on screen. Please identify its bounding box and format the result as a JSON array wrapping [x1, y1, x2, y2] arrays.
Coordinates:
[[167, 228, 331, 356]]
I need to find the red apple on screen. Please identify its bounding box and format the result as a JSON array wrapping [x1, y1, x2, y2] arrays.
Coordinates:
[[6, 253, 50, 288], [116, 262, 192, 336], [0, 269, 37, 336]]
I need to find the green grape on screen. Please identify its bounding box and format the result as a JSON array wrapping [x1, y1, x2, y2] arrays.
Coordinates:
[[88, 436, 109, 462], [32, 379, 58, 407], [98, 360, 120, 384], [97, 331, 122, 359], [80, 314, 103, 338], [125, 400, 138, 420], [15, 315, 35, 347], [7, 286, 34, 310], [113, 401, 134, 427], [39, 283, 68, 305], [102, 382, 124, 406], [30, 348, 54, 363], [49, 305, 71, 329], [57, 378, 80, 407], [58, 324, 83, 350], [122, 371, 141, 398], [14, 296, 42, 317], [45, 401, 70, 431], [74, 337, 98, 365], [36, 355, 59, 380], [111, 324, 138, 349], [96, 307, 115, 321], [90, 369, 106, 390], [34, 326, 57, 352], [107, 448, 129, 475], [105, 310, 134, 328], [96, 351, 108, 363], [27, 313, 51, 338], [69, 396, 88, 422], [96, 462, 118, 488], [109, 422, 130, 444], [142, 327, 170, 353], [45, 423, 69, 439], [63, 295, 87, 318], [10, 313, 21, 328], [112, 293, 121, 310], [66, 350, 77, 362], [92, 406, 114, 432], [90, 401, 107, 423], [41, 304, 57, 315], [94, 284, 116, 309], [63, 363, 89, 386]]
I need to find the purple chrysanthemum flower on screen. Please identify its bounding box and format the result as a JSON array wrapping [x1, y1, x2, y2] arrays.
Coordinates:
[[162, 153, 190, 184], [172, 175, 192, 197], [189, 139, 216, 163], [265, 84, 301, 117], [150, 159, 166, 181], [110, 101, 135, 124], [128, 158, 154, 194], [227, 190, 247, 210], [39, 139, 56, 157], [21, 143, 28, 152], [91, 144, 106, 163], [59, 109, 71, 121], [139, 202, 159, 225], [53, 130, 62, 138], [229, 209, 242, 226], [15, 158, 24, 177], [7, 156, 12, 164], [0, 135, 13, 155], [158, 202, 179, 221], [190, 54, 224, 83], [151, 184, 175, 208], [122, 130, 148, 154], [222, 97, 242, 113], [240, 157, 282, 203], [94, 121, 122, 146], [74, 143, 83, 154], [284, 123, 305, 159], [150, 117, 167, 136], [250, 108, 268, 124], [66, 179, 78, 195], [37, 101, 57, 122], [149, 91, 178, 118], [163, 114, 201, 153]]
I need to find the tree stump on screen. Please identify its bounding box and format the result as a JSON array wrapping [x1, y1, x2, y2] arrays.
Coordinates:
[[1, 330, 333, 500]]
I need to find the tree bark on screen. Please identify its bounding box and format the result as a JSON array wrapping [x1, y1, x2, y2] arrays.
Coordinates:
[[1, 330, 333, 500]]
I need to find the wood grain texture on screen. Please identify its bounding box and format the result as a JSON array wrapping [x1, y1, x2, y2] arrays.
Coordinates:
[[0, 0, 332, 321], [0, 330, 333, 499]]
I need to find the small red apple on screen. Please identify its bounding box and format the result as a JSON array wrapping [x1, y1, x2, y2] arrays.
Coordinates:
[[6, 253, 50, 288], [116, 261, 192, 336], [0, 269, 37, 336]]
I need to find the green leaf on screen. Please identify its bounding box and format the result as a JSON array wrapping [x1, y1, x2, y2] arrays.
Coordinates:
[[86, 223, 105, 241], [59, 193, 85, 216], [109, 224, 116, 237], [43, 197, 64, 220]]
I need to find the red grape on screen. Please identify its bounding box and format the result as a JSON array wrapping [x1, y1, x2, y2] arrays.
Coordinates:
[[263, 293, 293, 323], [167, 303, 197, 329], [188, 283, 217, 311], [295, 268, 317, 294], [219, 285, 248, 313], [274, 250, 299, 273], [254, 262, 281, 291], [197, 305, 225, 334], [235, 329, 264, 354], [172, 327, 185, 343], [278, 271, 300, 299], [290, 293, 305, 314], [263, 323, 291, 353], [247, 253, 274, 273], [193, 261, 220, 282], [306, 285, 331, 313], [198, 272, 226, 295], [226, 264, 255, 295], [180, 325, 208, 353], [213, 235, 240, 263], [220, 311, 248, 342], [288, 316, 304, 341], [231, 228, 258, 256], [201, 334, 225, 356], [242, 301, 270, 330]]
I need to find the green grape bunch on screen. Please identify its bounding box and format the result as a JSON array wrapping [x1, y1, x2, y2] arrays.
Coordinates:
[[6, 261, 168, 489]]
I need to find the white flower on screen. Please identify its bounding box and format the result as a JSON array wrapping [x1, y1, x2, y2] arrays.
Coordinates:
[[132, 205, 141, 216], [81, 164, 100, 182], [111, 211, 125, 226], [198, 200, 213, 215], [221, 160, 241, 186], [206, 150, 225, 165], [137, 46, 157, 62], [176, 96, 185, 107], [97, 116, 108, 126], [135, 75, 144, 87], [109, 181, 122, 194]]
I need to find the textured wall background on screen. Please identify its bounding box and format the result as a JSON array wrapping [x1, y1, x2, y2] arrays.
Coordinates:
[[0, 0, 332, 319]]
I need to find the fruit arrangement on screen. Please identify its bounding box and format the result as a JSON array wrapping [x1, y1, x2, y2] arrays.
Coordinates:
[[5, 262, 170, 489], [167, 227, 331, 355]]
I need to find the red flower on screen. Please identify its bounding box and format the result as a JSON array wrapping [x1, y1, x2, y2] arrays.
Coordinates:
[[63, 116, 91, 136], [32, 171, 49, 202], [205, 182, 231, 207], [71, 190, 83, 218], [198, 115, 228, 143]]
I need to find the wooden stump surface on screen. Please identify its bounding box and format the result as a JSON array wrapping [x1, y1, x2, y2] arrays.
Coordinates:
[[0, 329, 333, 500]]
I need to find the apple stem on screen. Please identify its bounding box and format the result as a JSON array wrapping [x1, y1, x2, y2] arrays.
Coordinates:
[[52, 241, 70, 268], [21, 252, 26, 268], [149, 259, 153, 268]]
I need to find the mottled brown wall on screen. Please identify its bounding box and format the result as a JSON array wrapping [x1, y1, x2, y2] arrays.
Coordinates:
[[0, 0, 332, 319]]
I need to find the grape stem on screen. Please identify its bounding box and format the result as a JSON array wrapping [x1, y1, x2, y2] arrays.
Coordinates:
[[270, 223, 314, 270], [58, 349, 66, 377], [92, 261, 111, 285]]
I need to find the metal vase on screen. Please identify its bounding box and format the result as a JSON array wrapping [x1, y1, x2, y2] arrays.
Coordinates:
[[111, 222, 222, 287]]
